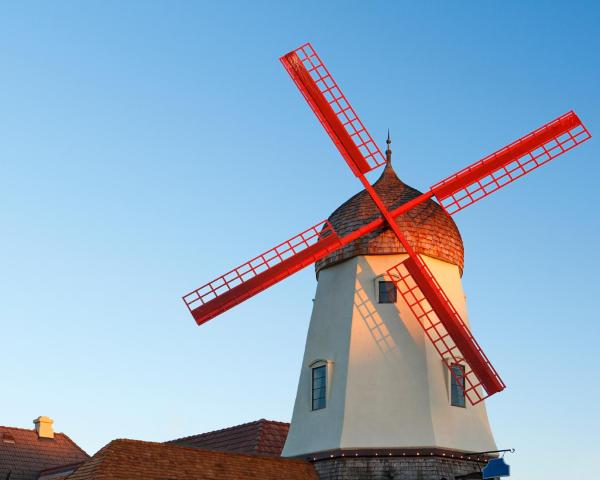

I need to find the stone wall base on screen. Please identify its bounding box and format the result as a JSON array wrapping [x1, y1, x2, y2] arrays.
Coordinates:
[[311, 455, 485, 480]]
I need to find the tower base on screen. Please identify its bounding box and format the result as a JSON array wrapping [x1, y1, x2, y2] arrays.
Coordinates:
[[308, 449, 488, 480]]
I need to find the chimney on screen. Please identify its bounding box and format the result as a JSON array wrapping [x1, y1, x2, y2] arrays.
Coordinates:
[[33, 416, 54, 439]]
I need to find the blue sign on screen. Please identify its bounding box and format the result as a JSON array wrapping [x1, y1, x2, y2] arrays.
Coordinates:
[[482, 458, 510, 478]]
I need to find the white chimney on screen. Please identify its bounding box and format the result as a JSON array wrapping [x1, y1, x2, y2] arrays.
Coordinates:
[[33, 416, 54, 439]]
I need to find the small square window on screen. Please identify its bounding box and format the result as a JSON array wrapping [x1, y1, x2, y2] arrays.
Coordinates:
[[450, 364, 466, 408], [312, 365, 327, 410], [378, 281, 397, 304]]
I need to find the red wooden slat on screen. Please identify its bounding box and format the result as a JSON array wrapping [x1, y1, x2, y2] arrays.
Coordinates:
[[183, 192, 435, 325], [387, 256, 505, 404], [280, 43, 385, 176], [431, 111, 591, 214], [183, 220, 340, 325]]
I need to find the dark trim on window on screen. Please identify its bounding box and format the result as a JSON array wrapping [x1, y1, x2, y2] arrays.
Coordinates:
[[450, 363, 466, 408], [312, 365, 327, 410], [378, 280, 397, 304]]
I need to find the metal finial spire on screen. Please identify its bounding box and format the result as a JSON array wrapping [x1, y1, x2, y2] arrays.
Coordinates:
[[385, 130, 392, 164]]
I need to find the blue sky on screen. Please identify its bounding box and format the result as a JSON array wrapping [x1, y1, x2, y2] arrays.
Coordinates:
[[1, 1, 598, 477]]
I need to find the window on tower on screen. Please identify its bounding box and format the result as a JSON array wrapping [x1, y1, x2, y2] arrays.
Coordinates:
[[312, 364, 327, 410], [378, 280, 397, 304], [450, 363, 466, 408]]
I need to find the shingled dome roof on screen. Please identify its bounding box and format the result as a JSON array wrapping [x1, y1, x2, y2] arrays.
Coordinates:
[[315, 161, 464, 276]]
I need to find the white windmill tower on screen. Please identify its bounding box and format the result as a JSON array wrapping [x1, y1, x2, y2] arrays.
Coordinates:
[[282, 138, 497, 477]]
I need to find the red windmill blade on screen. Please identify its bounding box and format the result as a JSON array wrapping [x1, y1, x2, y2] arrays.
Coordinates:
[[387, 255, 505, 403], [183, 192, 431, 325], [431, 110, 591, 215], [182, 41, 591, 404], [183, 220, 342, 325], [280, 43, 386, 176]]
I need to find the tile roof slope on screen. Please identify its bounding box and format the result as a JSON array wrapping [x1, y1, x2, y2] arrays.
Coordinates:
[[67, 439, 318, 480], [256, 420, 289, 456], [315, 161, 465, 276], [166, 419, 289, 457], [0, 426, 89, 480]]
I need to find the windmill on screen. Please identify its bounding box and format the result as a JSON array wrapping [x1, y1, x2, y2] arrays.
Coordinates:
[[183, 42, 590, 408]]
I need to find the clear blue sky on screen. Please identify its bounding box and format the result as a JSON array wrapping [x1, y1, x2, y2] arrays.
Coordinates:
[[1, 1, 598, 478]]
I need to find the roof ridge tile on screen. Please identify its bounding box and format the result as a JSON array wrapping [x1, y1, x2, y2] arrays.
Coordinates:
[[166, 419, 264, 443]]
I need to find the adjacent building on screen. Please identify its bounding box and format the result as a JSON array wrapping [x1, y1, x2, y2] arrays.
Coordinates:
[[66, 439, 318, 480], [0, 417, 88, 480], [167, 419, 289, 457]]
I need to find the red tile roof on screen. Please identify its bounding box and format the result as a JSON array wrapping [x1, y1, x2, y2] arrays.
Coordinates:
[[315, 162, 465, 276], [167, 419, 289, 457], [67, 439, 318, 480], [0, 426, 88, 480]]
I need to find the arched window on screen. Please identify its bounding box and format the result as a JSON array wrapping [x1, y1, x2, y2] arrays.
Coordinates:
[[309, 360, 333, 411], [450, 363, 466, 408]]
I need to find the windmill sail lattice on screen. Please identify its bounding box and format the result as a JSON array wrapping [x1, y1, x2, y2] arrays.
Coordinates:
[[183, 41, 591, 405], [183, 220, 341, 325], [432, 111, 591, 214], [184, 192, 432, 325], [280, 43, 386, 176], [387, 256, 505, 403]]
